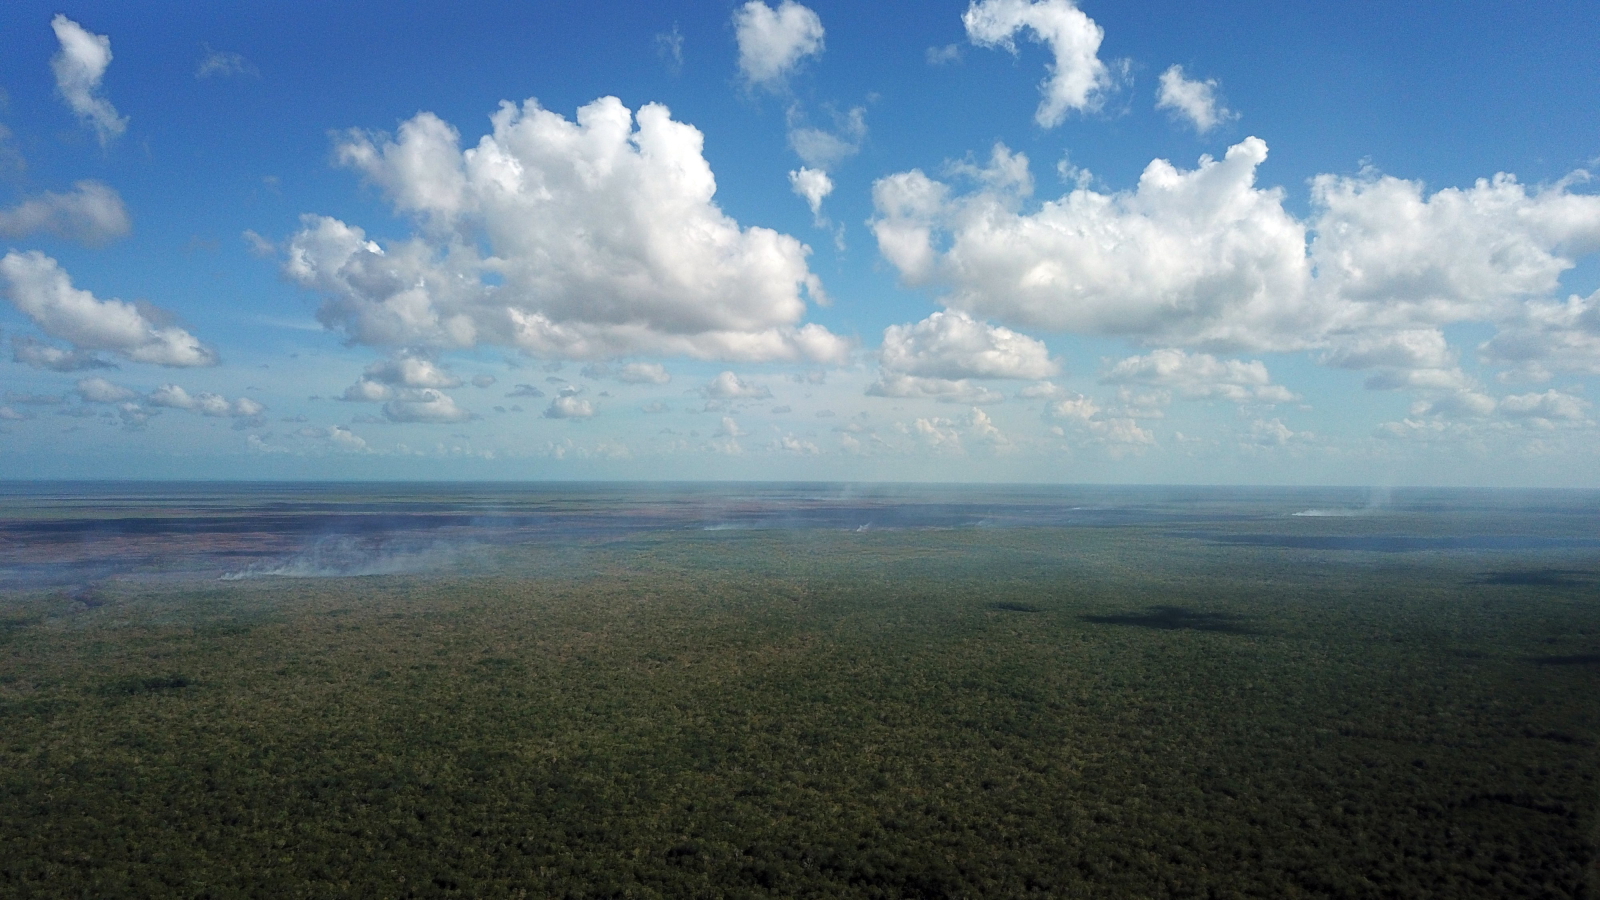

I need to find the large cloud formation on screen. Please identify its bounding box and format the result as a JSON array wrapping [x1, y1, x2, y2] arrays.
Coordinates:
[[1308, 171, 1600, 330], [870, 139, 1600, 374], [872, 139, 1312, 348], [286, 97, 846, 364], [1, 251, 216, 367]]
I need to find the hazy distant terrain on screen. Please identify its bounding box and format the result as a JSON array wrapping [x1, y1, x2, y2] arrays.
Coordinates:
[[1, 484, 1597, 897]]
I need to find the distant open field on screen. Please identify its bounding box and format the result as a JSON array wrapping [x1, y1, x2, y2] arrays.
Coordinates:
[[1, 484, 1597, 897]]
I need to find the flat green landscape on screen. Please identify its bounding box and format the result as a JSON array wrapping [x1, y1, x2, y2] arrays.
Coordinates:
[[1, 486, 1597, 897]]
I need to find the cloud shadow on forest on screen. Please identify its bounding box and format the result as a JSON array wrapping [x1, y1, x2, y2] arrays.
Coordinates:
[[1470, 569, 1596, 587], [1527, 653, 1600, 667], [987, 601, 1043, 613], [1080, 605, 1261, 635]]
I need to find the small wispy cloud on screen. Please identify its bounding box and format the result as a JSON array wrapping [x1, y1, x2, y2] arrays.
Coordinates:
[[655, 24, 684, 75], [196, 44, 258, 79]]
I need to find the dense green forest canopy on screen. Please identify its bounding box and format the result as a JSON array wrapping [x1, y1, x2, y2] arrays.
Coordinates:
[[1, 486, 1597, 897]]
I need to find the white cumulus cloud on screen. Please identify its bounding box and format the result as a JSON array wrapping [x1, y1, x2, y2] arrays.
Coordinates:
[[869, 374, 1004, 405], [913, 416, 964, 452], [790, 167, 834, 220], [76, 376, 137, 403], [0, 181, 130, 246], [1017, 381, 1064, 399], [872, 138, 1312, 349], [1101, 348, 1295, 403], [734, 1, 825, 88], [870, 138, 1600, 363], [383, 388, 472, 423], [11, 335, 111, 371], [1496, 389, 1589, 423], [617, 362, 671, 384], [1385, 386, 1591, 438], [1320, 329, 1470, 391], [147, 383, 265, 419], [287, 97, 845, 364], [342, 353, 463, 400], [775, 433, 820, 453], [1048, 392, 1100, 420], [1308, 170, 1600, 329], [967, 407, 1006, 445], [963, 0, 1116, 127], [704, 371, 772, 400], [1087, 417, 1155, 451], [1, 251, 216, 367], [1480, 289, 1600, 381], [116, 402, 153, 430], [292, 425, 370, 452], [879, 311, 1057, 380], [1156, 65, 1235, 134], [1321, 328, 1456, 371], [1243, 417, 1309, 448], [50, 15, 127, 147], [342, 379, 393, 402], [544, 395, 596, 419], [326, 425, 368, 451], [869, 311, 1056, 403], [1414, 390, 1498, 420]]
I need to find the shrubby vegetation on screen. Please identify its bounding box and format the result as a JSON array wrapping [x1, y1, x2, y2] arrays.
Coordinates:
[[1, 525, 1597, 897]]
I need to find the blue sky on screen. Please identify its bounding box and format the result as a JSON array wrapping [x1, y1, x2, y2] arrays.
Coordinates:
[[3, 0, 1600, 484]]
